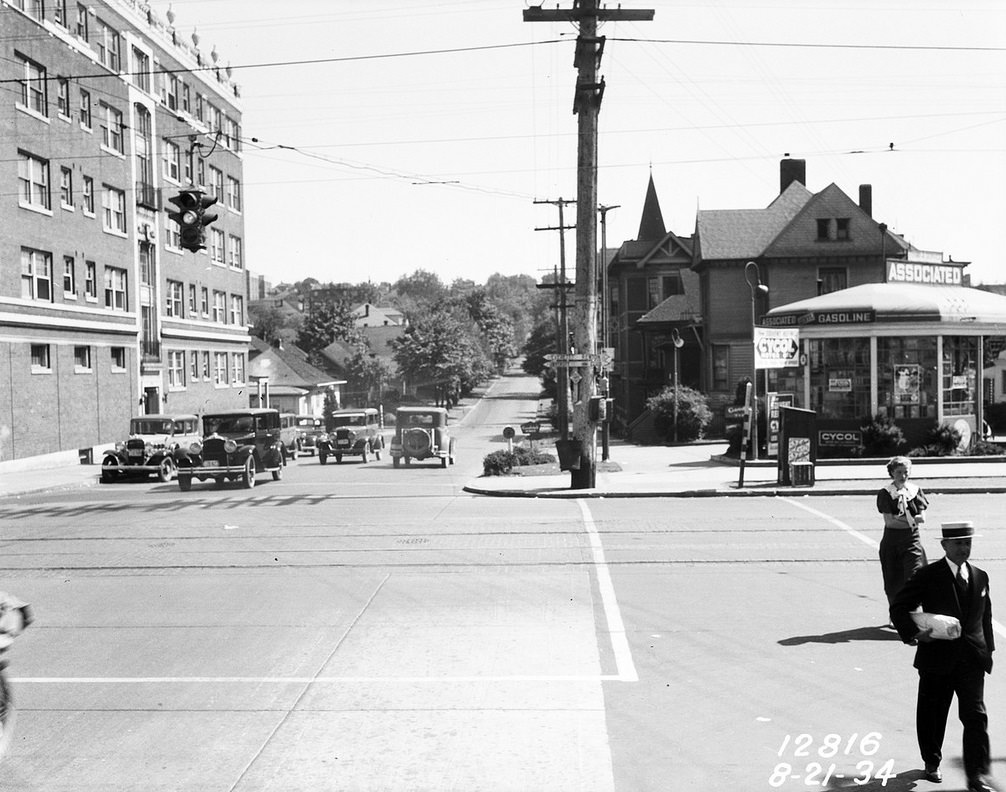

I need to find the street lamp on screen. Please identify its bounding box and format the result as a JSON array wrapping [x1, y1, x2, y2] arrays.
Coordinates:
[[670, 328, 684, 442], [745, 261, 769, 461]]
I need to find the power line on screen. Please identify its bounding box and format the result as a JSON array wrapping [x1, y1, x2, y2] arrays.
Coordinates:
[[613, 36, 1006, 53]]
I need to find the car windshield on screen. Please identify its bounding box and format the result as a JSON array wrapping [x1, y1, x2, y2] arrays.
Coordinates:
[[130, 419, 173, 435], [296, 418, 321, 428], [204, 415, 255, 435], [331, 415, 367, 427]]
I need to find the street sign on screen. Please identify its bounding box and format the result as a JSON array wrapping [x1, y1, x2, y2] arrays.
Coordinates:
[[753, 327, 800, 369], [502, 426, 515, 439], [520, 421, 541, 435]]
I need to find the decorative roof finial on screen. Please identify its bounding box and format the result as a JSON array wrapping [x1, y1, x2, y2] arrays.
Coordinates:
[[191, 27, 199, 47], [211, 45, 219, 64], [166, 3, 175, 24]]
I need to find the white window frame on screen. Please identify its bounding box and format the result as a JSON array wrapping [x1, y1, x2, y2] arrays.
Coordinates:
[[57, 77, 71, 118], [189, 349, 200, 382], [102, 185, 126, 234], [21, 248, 53, 302], [162, 139, 180, 182], [94, 18, 121, 72], [111, 346, 127, 372], [82, 176, 94, 215], [226, 176, 242, 211], [79, 88, 91, 129], [60, 166, 73, 210], [201, 350, 211, 380], [73, 345, 92, 373], [212, 291, 226, 323], [30, 343, 51, 373], [18, 151, 50, 212], [213, 352, 228, 386], [84, 260, 97, 301], [104, 266, 127, 311], [231, 352, 246, 385], [210, 228, 225, 265], [167, 350, 186, 389], [16, 53, 47, 118], [63, 255, 76, 298], [230, 294, 244, 326], [165, 280, 184, 318], [99, 103, 124, 154], [227, 234, 243, 269]]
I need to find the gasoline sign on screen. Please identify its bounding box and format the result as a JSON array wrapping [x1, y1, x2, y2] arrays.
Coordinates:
[[753, 327, 800, 369]]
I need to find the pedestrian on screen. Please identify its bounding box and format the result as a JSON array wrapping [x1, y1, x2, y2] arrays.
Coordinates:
[[890, 521, 996, 791], [877, 455, 929, 608]]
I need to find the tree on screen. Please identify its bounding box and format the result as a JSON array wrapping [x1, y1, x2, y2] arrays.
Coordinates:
[[391, 269, 448, 321], [344, 346, 396, 407], [248, 303, 296, 344], [296, 297, 359, 355]]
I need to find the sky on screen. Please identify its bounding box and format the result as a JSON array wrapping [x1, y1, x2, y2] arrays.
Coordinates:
[[148, 0, 1006, 289]]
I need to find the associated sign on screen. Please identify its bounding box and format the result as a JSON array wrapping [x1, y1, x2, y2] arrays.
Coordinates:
[[887, 261, 963, 285], [753, 327, 800, 369]]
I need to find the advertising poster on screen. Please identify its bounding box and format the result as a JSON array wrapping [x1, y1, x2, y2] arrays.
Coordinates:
[[894, 364, 921, 404], [766, 392, 794, 458]]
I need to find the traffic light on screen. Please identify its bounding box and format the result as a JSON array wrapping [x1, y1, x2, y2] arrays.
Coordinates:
[[167, 189, 218, 253]]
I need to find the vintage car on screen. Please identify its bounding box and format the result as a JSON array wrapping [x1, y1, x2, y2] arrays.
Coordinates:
[[293, 415, 325, 456], [174, 408, 284, 490], [279, 413, 300, 461], [390, 406, 456, 468], [100, 414, 200, 483], [317, 408, 383, 464]]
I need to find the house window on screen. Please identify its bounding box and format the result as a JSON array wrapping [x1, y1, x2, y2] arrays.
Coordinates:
[[104, 266, 127, 311], [816, 219, 830, 240], [79, 89, 91, 129], [74, 345, 92, 372], [712, 344, 730, 392], [57, 78, 70, 117], [132, 47, 150, 92], [162, 139, 180, 182], [84, 260, 97, 299], [30, 344, 51, 372], [16, 53, 47, 116], [836, 218, 851, 240], [231, 353, 245, 385], [94, 18, 121, 71], [212, 291, 226, 323], [226, 176, 241, 211], [213, 352, 228, 385], [228, 235, 243, 269], [18, 151, 50, 210], [165, 280, 184, 317], [111, 347, 126, 371], [63, 256, 76, 297], [167, 351, 186, 388], [99, 103, 123, 153], [82, 176, 94, 214], [818, 267, 848, 295], [102, 185, 126, 233], [230, 294, 244, 326], [21, 248, 53, 302], [60, 167, 73, 209]]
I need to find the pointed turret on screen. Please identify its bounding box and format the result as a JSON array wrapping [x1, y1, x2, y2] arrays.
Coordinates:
[[637, 174, 666, 242]]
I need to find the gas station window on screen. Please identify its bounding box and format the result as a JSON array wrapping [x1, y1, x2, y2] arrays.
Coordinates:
[[878, 337, 937, 419], [942, 336, 978, 417], [808, 338, 870, 419]]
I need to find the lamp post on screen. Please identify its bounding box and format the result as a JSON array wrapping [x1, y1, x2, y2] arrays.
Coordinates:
[[745, 261, 769, 461], [670, 328, 684, 442]]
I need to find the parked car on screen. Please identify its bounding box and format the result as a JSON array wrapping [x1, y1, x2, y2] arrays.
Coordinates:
[[294, 415, 325, 456], [174, 408, 284, 490], [100, 414, 201, 483], [279, 413, 300, 461], [318, 408, 383, 464], [390, 406, 456, 468]]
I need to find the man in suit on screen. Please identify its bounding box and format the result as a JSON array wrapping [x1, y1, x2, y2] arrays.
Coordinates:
[[891, 521, 996, 791]]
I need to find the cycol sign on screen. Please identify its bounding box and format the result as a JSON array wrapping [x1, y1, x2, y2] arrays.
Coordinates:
[[753, 327, 800, 369]]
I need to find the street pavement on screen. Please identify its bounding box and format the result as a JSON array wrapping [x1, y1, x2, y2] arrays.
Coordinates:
[[5, 434, 1006, 499]]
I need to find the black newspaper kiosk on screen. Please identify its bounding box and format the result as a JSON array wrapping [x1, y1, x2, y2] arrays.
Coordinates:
[[778, 407, 817, 486]]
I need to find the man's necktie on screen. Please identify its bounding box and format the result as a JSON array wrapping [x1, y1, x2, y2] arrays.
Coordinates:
[[956, 568, 969, 604]]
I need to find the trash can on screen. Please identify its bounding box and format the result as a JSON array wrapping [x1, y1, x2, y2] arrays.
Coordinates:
[[555, 439, 582, 471], [78, 448, 93, 465], [790, 461, 815, 487]]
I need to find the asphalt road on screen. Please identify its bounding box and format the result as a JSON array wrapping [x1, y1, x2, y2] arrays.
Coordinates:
[[0, 374, 1004, 791]]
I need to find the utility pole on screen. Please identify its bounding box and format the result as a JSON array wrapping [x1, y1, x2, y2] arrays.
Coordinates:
[[597, 203, 618, 461], [525, 0, 654, 489], [533, 198, 576, 440]]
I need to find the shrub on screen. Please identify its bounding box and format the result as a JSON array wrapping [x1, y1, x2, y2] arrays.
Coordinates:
[[908, 422, 962, 457], [970, 438, 1006, 456], [646, 385, 713, 443], [859, 414, 906, 458], [482, 446, 557, 476]]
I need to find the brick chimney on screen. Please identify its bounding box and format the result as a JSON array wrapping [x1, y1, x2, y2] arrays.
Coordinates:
[[780, 157, 806, 193], [859, 184, 873, 217]]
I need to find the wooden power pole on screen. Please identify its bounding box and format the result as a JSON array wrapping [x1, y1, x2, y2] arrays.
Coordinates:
[[525, 0, 654, 489]]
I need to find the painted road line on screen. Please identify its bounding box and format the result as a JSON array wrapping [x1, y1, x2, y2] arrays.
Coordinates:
[[577, 499, 638, 683], [780, 496, 1006, 639], [13, 675, 627, 683]]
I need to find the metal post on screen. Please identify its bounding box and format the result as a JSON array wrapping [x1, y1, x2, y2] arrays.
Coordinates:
[[745, 261, 768, 461]]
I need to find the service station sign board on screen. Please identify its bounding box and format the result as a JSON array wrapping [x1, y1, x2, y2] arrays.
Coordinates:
[[753, 327, 800, 369]]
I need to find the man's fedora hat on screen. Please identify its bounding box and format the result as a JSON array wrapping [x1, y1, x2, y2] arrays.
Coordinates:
[[941, 521, 980, 540]]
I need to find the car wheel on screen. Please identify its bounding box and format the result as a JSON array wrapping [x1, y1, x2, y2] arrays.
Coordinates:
[[393, 457, 400, 468], [178, 473, 192, 492], [157, 457, 176, 483], [319, 452, 328, 465], [361, 445, 369, 463], [375, 441, 382, 461], [242, 457, 256, 489], [272, 465, 282, 481], [100, 457, 118, 483]]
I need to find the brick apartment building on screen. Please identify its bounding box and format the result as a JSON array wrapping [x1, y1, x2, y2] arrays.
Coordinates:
[[0, 0, 251, 461]]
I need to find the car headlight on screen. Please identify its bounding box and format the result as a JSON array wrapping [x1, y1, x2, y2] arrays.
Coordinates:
[[189, 441, 202, 454], [115, 441, 125, 452], [224, 439, 238, 453], [144, 443, 154, 456]]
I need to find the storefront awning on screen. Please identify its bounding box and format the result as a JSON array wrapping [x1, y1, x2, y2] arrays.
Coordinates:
[[765, 283, 1006, 328]]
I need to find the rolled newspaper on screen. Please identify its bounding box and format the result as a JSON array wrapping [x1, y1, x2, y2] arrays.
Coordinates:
[[911, 612, 962, 640]]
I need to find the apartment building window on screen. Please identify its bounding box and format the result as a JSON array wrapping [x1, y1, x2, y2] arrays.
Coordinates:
[[14, 0, 43, 17], [57, 78, 70, 118], [16, 53, 47, 116], [183, 149, 193, 184], [712, 344, 730, 392], [162, 139, 180, 182], [104, 266, 127, 311], [196, 158, 206, 189], [212, 291, 226, 323], [200, 288, 209, 317], [181, 83, 190, 114], [82, 176, 94, 214], [228, 235, 243, 269], [165, 280, 184, 317], [79, 88, 91, 129], [165, 74, 178, 110], [189, 350, 200, 382], [230, 294, 244, 326], [99, 103, 123, 153], [21, 248, 53, 302], [111, 347, 126, 371], [74, 345, 92, 372], [60, 167, 73, 209], [201, 350, 210, 379], [231, 353, 245, 385], [213, 352, 228, 385], [226, 176, 242, 211], [208, 104, 221, 134], [132, 47, 150, 92], [167, 351, 186, 388], [102, 185, 126, 233], [166, 218, 180, 249], [209, 166, 224, 200], [18, 151, 50, 211], [187, 284, 197, 315], [84, 260, 97, 300], [195, 94, 204, 122], [94, 18, 121, 71], [75, 2, 88, 40], [210, 228, 225, 265], [818, 267, 848, 295], [138, 242, 152, 285], [63, 256, 76, 297], [30, 344, 51, 372], [53, 0, 68, 26]]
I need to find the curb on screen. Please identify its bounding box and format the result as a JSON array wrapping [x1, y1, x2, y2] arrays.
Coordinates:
[[462, 483, 1006, 499]]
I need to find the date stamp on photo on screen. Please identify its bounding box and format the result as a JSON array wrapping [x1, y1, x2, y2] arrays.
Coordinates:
[[769, 732, 897, 787]]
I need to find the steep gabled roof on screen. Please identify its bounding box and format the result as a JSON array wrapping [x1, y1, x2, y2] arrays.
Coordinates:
[[637, 173, 667, 242], [247, 339, 343, 389]]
